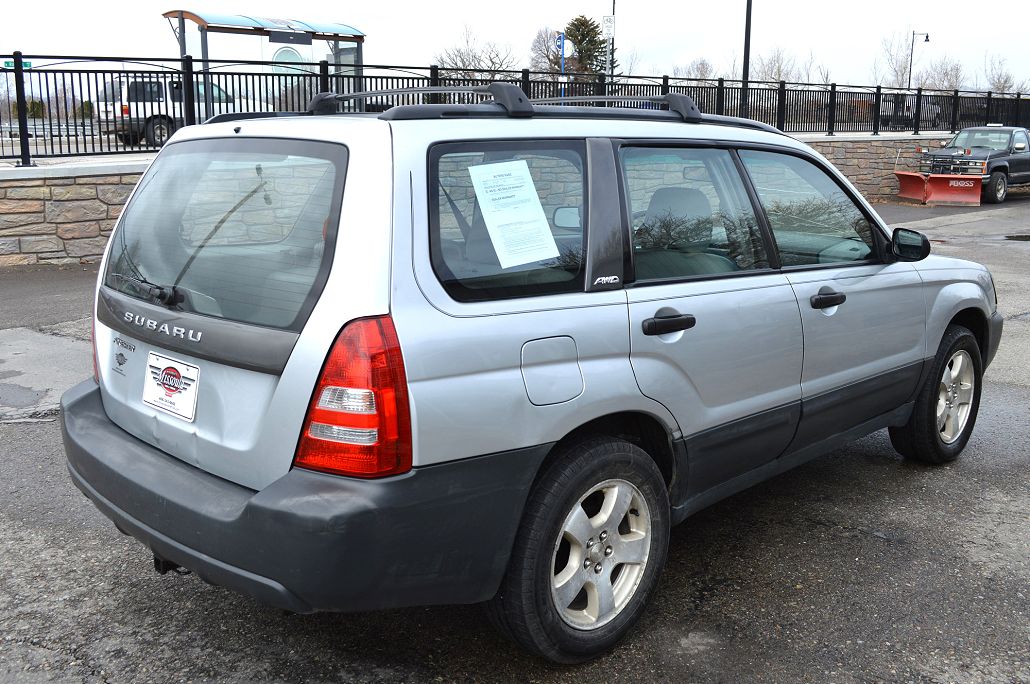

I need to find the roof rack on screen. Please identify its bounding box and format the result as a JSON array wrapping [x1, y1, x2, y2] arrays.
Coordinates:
[[306, 82, 532, 117], [530, 94, 702, 123]]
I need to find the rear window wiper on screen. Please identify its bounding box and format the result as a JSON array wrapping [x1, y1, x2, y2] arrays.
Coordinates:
[[112, 273, 183, 306]]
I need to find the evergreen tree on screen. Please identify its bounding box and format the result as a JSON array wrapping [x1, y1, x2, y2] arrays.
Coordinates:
[[564, 15, 617, 78]]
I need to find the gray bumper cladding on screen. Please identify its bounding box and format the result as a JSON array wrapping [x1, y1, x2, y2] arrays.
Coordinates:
[[61, 380, 548, 613]]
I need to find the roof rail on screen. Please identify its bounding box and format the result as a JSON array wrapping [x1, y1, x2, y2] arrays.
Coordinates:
[[306, 82, 533, 117], [531, 94, 702, 123]]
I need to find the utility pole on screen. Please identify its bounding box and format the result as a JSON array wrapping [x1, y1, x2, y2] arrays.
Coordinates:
[[741, 0, 752, 118]]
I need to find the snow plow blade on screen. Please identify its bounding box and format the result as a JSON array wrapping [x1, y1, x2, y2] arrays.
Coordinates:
[[923, 174, 981, 206], [894, 172, 982, 206]]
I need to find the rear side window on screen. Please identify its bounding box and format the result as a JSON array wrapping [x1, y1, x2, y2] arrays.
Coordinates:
[[99, 81, 121, 103], [739, 150, 876, 267], [104, 138, 347, 331], [621, 147, 769, 281], [127, 81, 165, 103], [430, 140, 586, 302]]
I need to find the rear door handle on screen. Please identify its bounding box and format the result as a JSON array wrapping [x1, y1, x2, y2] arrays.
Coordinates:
[[810, 289, 847, 309], [642, 313, 696, 336]]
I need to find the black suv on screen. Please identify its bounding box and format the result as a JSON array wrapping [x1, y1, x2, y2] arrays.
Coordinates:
[[920, 125, 1030, 203]]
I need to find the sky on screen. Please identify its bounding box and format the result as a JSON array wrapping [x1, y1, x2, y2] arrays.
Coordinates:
[[1, 0, 1028, 88]]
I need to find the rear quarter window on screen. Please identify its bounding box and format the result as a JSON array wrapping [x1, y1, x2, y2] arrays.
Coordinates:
[[429, 140, 587, 302]]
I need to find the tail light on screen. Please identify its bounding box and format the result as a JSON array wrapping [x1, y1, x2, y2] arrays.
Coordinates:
[[294, 316, 412, 478], [121, 104, 129, 116]]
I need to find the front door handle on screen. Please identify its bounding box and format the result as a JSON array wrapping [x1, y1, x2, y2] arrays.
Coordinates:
[[642, 313, 696, 336], [810, 288, 847, 309]]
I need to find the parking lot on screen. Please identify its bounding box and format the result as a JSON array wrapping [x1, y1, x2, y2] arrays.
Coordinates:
[[1, 196, 1028, 683]]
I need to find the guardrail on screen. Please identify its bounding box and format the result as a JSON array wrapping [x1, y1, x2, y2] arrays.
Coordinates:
[[2, 51, 1029, 165]]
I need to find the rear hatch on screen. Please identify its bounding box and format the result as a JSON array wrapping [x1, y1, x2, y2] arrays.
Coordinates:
[[94, 129, 386, 490]]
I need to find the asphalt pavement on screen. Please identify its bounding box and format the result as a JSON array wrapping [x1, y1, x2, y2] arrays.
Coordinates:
[[0, 200, 1027, 683]]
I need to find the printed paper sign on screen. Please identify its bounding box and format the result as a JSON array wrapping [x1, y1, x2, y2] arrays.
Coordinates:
[[467, 160, 560, 269], [142, 352, 200, 422]]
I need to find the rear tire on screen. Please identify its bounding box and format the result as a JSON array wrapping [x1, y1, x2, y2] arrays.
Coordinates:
[[144, 117, 174, 147], [889, 324, 982, 464], [486, 437, 670, 663], [984, 171, 1007, 204]]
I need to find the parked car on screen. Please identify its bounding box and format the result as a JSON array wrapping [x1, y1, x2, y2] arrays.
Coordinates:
[[919, 124, 1030, 203], [879, 92, 944, 129], [96, 77, 268, 146], [62, 84, 1003, 664]]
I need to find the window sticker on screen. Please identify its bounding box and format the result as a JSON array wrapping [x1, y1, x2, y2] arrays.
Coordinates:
[[467, 160, 560, 269]]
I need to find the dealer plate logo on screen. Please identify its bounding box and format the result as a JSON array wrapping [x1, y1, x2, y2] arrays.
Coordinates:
[[142, 352, 200, 422]]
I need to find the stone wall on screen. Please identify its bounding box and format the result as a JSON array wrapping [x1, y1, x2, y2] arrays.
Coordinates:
[[802, 133, 949, 201], [0, 135, 949, 265], [0, 164, 144, 266]]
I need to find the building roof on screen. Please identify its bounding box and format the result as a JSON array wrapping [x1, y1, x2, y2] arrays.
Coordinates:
[[163, 10, 364, 42]]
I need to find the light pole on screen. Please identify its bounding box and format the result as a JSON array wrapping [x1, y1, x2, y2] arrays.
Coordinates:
[[741, 0, 752, 117], [907, 31, 929, 90]]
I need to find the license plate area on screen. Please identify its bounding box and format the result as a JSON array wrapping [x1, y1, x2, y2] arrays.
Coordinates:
[[142, 352, 200, 422]]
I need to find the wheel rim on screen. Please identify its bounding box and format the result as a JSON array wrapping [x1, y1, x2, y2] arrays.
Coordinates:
[[550, 478, 651, 630], [937, 349, 975, 444], [997, 176, 1007, 201], [153, 122, 169, 144]]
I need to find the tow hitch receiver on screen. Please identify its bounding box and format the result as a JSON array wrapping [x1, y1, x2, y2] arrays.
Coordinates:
[[153, 553, 190, 575]]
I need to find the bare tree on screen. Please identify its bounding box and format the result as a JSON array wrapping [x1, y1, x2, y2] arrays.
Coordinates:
[[530, 26, 562, 75], [621, 49, 642, 76], [983, 54, 1027, 93], [434, 26, 519, 80], [871, 34, 912, 88], [752, 48, 804, 82], [917, 56, 964, 91], [673, 58, 715, 80]]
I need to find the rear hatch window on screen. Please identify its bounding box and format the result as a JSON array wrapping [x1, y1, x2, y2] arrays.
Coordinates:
[[103, 137, 347, 332]]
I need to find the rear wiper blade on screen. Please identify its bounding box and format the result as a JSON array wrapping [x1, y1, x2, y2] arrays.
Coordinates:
[[112, 273, 183, 307]]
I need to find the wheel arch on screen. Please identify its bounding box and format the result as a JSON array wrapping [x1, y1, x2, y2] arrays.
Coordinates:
[[948, 307, 988, 354]]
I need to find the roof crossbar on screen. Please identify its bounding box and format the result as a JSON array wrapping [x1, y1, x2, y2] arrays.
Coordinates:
[[306, 82, 532, 117], [531, 94, 703, 123]]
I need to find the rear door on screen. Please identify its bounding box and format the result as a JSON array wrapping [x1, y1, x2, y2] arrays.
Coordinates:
[[737, 149, 925, 450], [621, 145, 803, 495], [95, 133, 363, 491]]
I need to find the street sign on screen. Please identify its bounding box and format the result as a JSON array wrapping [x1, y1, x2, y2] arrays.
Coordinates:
[[3, 61, 31, 68], [602, 15, 615, 39]]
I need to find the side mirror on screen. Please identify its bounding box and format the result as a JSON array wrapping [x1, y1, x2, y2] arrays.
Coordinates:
[[553, 206, 581, 229], [892, 227, 931, 262], [1015, 142, 1027, 152]]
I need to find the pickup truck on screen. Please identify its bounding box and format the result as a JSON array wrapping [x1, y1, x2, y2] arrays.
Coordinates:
[[919, 125, 1030, 203]]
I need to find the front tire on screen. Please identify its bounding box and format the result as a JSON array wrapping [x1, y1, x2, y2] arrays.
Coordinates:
[[486, 437, 670, 663], [984, 171, 1007, 204], [890, 324, 983, 464]]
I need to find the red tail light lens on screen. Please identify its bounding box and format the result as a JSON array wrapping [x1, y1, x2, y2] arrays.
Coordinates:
[[294, 316, 412, 478], [120, 104, 129, 117]]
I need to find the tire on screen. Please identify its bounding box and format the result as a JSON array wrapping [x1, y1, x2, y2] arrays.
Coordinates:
[[889, 324, 983, 464], [117, 132, 140, 147], [984, 171, 1007, 204], [144, 117, 174, 147], [486, 437, 670, 663]]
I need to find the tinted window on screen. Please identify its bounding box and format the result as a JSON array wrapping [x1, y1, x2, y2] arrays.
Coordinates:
[[99, 81, 121, 103], [621, 147, 769, 281], [127, 81, 165, 103], [104, 138, 347, 331], [739, 150, 876, 267], [430, 141, 586, 302]]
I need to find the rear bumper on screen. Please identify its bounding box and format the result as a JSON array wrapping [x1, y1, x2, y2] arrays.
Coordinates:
[[985, 310, 1004, 369], [62, 380, 548, 613]]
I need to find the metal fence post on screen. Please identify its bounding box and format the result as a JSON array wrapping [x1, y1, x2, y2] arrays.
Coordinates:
[[827, 83, 837, 136], [319, 60, 330, 93], [595, 74, 606, 106], [872, 85, 882, 135], [716, 78, 725, 116], [13, 51, 33, 167], [913, 87, 922, 135], [950, 90, 960, 133], [429, 64, 440, 104], [521, 68, 531, 98], [661, 75, 669, 96], [776, 81, 786, 131], [1016, 93, 1023, 127], [740, 78, 749, 118], [182, 55, 196, 126], [985, 91, 992, 125]]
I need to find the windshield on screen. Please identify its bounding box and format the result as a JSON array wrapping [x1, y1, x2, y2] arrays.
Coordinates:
[[104, 138, 348, 332], [947, 130, 1011, 151]]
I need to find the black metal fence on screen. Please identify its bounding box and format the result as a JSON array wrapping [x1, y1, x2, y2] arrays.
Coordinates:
[[3, 51, 1029, 165]]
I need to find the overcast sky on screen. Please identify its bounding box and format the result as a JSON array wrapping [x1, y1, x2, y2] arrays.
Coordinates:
[[1, 0, 1027, 88]]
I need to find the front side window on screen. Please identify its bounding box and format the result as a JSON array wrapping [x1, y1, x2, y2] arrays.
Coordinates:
[[1014, 130, 1029, 149], [739, 150, 876, 267], [621, 147, 769, 281], [430, 141, 586, 302]]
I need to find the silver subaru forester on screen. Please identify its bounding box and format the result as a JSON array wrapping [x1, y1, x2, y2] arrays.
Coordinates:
[[62, 85, 1003, 663]]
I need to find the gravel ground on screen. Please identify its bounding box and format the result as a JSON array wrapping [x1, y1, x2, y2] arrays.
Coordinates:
[[0, 201, 1027, 683]]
